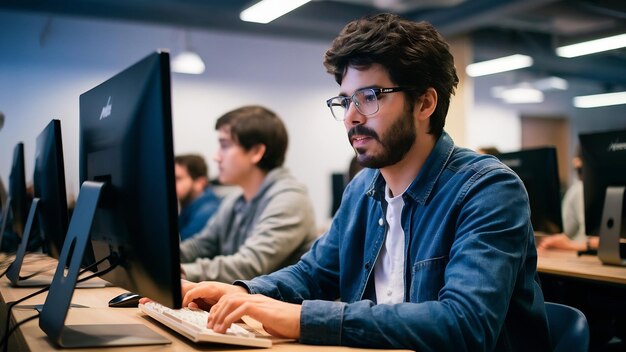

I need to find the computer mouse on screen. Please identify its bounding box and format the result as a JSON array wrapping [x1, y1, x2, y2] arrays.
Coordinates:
[[108, 292, 142, 308]]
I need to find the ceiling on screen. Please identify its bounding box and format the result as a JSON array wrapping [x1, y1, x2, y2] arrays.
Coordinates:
[[2, 0, 626, 88]]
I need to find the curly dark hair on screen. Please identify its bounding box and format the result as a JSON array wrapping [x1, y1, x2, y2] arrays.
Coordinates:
[[215, 105, 288, 171], [324, 13, 459, 137]]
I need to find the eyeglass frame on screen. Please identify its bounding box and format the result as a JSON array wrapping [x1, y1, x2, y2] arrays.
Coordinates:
[[325, 87, 419, 121]]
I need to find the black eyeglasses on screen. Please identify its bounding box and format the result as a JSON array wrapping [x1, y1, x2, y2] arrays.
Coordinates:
[[325, 87, 418, 121]]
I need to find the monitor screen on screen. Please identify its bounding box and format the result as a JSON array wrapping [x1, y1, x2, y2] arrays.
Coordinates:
[[79, 51, 181, 308], [1, 143, 29, 251], [579, 129, 626, 239], [497, 147, 563, 234], [33, 119, 69, 259]]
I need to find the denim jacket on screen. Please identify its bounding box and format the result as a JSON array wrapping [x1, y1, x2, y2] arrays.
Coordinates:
[[238, 132, 550, 351]]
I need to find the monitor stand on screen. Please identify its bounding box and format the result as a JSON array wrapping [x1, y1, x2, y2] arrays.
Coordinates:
[[4, 197, 106, 288], [6, 198, 45, 286], [0, 196, 12, 250], [38, 181, 170, 347], [597, 186, 626, 266]]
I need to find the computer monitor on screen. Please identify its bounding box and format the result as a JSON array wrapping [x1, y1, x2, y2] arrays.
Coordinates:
[[34, 119, 69, 259], [39, 51, 180, 347], [0, 142, 29, 252], [6, 120, 75, 286], [330, 173, 346, 217], [580, 129, 626, 266], [497, 147, 563, 234]]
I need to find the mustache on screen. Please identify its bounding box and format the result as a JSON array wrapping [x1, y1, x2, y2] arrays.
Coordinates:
[[347, 125, 379, 141]]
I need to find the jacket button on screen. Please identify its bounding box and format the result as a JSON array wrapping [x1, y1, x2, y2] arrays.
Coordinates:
[[365, 263, 370, 270], [378, 218, 383, 226]]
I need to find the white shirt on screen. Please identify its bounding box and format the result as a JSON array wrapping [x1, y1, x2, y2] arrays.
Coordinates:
[[374, 185, 406, 304], [562, 180, 586, 242]]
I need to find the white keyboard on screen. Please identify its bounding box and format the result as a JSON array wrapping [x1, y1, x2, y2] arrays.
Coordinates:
[[139, 302, 272, 348]]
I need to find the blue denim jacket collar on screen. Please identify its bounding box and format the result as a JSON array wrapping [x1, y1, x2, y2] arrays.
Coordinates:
[[366, 131, 455, 205]]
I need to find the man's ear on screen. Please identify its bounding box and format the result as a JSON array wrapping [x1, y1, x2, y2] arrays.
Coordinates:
[[249, 144, 267, 165], [193, 177, 209, 193], [415, 87, 437, 122]]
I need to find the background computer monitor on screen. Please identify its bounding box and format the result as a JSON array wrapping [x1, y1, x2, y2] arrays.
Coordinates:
[[579, 129, 626, 265], [330, 173, 346, 217], [497, 147, 563, 234], [0, 142, 30, 252], [6, 119, 80, 287], [33, 119, 69, 259], [79, 51, 181, 307]]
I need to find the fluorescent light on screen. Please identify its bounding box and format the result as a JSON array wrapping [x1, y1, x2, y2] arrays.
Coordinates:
[[171, 51, 205, 75], [533, 77, 568, 91], [499, 87, 544, 104], [557, 33, 626, 58], [466, 54, 533, 77], [240, 0, 311, 24], [573, 91, 626, 108]]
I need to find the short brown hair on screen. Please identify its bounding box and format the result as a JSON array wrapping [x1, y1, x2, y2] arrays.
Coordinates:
[[215, 105, 288, 171], [175, 154, 208, 180], [324, 13, 459, 138]]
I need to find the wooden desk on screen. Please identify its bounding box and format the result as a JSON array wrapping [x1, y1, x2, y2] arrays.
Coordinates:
[[1, 255, 409, 352], [537, 249, 626, 286]]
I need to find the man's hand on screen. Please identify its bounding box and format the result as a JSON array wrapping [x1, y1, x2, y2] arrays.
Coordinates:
[[537, 233, 585, 252], [138, 279, 245, 307], [182, 280, 248, 311], [207, 293, 302, 339]]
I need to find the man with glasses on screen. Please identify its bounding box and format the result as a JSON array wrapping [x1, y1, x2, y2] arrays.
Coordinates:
[[168, 14, 550, 350]]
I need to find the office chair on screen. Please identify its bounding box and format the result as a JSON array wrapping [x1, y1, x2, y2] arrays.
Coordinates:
[[545, 302, 590, 352]]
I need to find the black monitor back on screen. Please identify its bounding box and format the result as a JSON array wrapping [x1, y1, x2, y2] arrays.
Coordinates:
[[330, 173, 346, 217], [580, 129, 626, 238], [34, 119, 69, 259], [497, 147, 563, 234], [1, 143, 30, 252], [8, 143, 28, 238], [79, 51, 181, 308]]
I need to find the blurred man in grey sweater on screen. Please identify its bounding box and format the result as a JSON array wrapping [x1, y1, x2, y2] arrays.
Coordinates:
[[180, 105, 317, 283]]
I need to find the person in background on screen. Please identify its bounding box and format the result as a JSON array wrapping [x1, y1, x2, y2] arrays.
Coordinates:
[[175, 154, 221, 241], [179, 105, 318, 283], [171, 14, 550, 350], [537, 146, 599, 252], [0, 177, 6, 211]]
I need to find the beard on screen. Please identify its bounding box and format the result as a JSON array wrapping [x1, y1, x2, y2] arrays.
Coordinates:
[[348, 108, 416, 169], [178, 188, 196, 208]]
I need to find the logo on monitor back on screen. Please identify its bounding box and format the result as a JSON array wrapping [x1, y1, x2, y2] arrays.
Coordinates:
[[608, 140, 626, 152], [100, 96, 112, 120]]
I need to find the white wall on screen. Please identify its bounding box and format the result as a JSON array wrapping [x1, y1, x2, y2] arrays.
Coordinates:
[[467, 104, 521, 152], [0, 10, 356, 226]]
